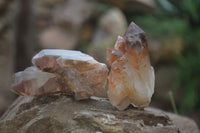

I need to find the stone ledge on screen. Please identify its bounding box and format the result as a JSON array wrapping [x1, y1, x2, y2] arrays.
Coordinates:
[[0, 95, 199, 133]]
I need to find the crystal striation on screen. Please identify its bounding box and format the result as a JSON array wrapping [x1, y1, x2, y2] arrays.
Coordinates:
[[107, 22, 155, 110], [12, 49, 108, 100]]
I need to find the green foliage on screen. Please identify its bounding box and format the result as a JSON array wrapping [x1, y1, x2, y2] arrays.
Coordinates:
[[134, 0, 200, 114], [157, 0, 200, 25], [95, 3, 113, 13], [165, 0, 200, 112], [176, 53, 200, 110], [168, 91, 178, 114], [134, 16, 188, 39]]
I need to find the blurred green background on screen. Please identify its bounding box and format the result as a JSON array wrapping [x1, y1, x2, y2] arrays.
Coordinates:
[[0, 0, 199, 127], [135, 0, 200, 122]]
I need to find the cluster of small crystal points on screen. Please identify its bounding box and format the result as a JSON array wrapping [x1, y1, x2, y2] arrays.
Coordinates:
[[12, 22, 155, 110], [107, 22, 155, 110]]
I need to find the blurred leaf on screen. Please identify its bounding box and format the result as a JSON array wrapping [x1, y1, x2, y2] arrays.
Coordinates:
[[156, 0, 176, 12], [134, 16, 188, 38], [134, 13, 200, 114]]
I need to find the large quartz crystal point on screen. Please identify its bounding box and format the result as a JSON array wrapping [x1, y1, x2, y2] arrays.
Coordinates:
[[32, 49, 108, 100], [12, 66, 58, 96], [107, 22, 155, 110]]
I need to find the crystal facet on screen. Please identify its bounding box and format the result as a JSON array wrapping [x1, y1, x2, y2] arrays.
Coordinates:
[[107, 22, 155, 110], [12, 49, 108, 100], [12, 66, 58, 96]]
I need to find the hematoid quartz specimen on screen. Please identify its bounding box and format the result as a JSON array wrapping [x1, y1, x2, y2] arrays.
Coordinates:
[[11, 22, 154, 110], [107, 22, 155, 110], [12, 49, 108, 100]]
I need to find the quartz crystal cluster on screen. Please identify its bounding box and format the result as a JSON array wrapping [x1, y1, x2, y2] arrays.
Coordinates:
[[107, 22, 155, 110], [12, 49, 108, 100], [11, 22, 155, 110]]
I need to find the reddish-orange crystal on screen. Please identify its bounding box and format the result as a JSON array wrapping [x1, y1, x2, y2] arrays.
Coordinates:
[[107, 22, 155, 110]]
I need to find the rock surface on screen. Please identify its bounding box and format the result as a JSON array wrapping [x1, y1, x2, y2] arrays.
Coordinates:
[[1, 95, 199, 133], [107, 22, 154, 110], [0, 95, 187, 133], [167, 112, 200, 133], [12, 49, 108, 100]]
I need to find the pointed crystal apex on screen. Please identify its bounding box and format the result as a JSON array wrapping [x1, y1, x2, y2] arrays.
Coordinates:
[[124, 22, 145, 37], [124, 21, 147, 49]]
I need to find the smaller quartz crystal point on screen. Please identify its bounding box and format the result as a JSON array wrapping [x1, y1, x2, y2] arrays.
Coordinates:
[[12, 49, 108, 100], [107, 22, 155, 110], [12, 66, 57, 96]]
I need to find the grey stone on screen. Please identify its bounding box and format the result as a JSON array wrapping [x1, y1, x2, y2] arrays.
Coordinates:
[[1, 95, 195, 133]]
